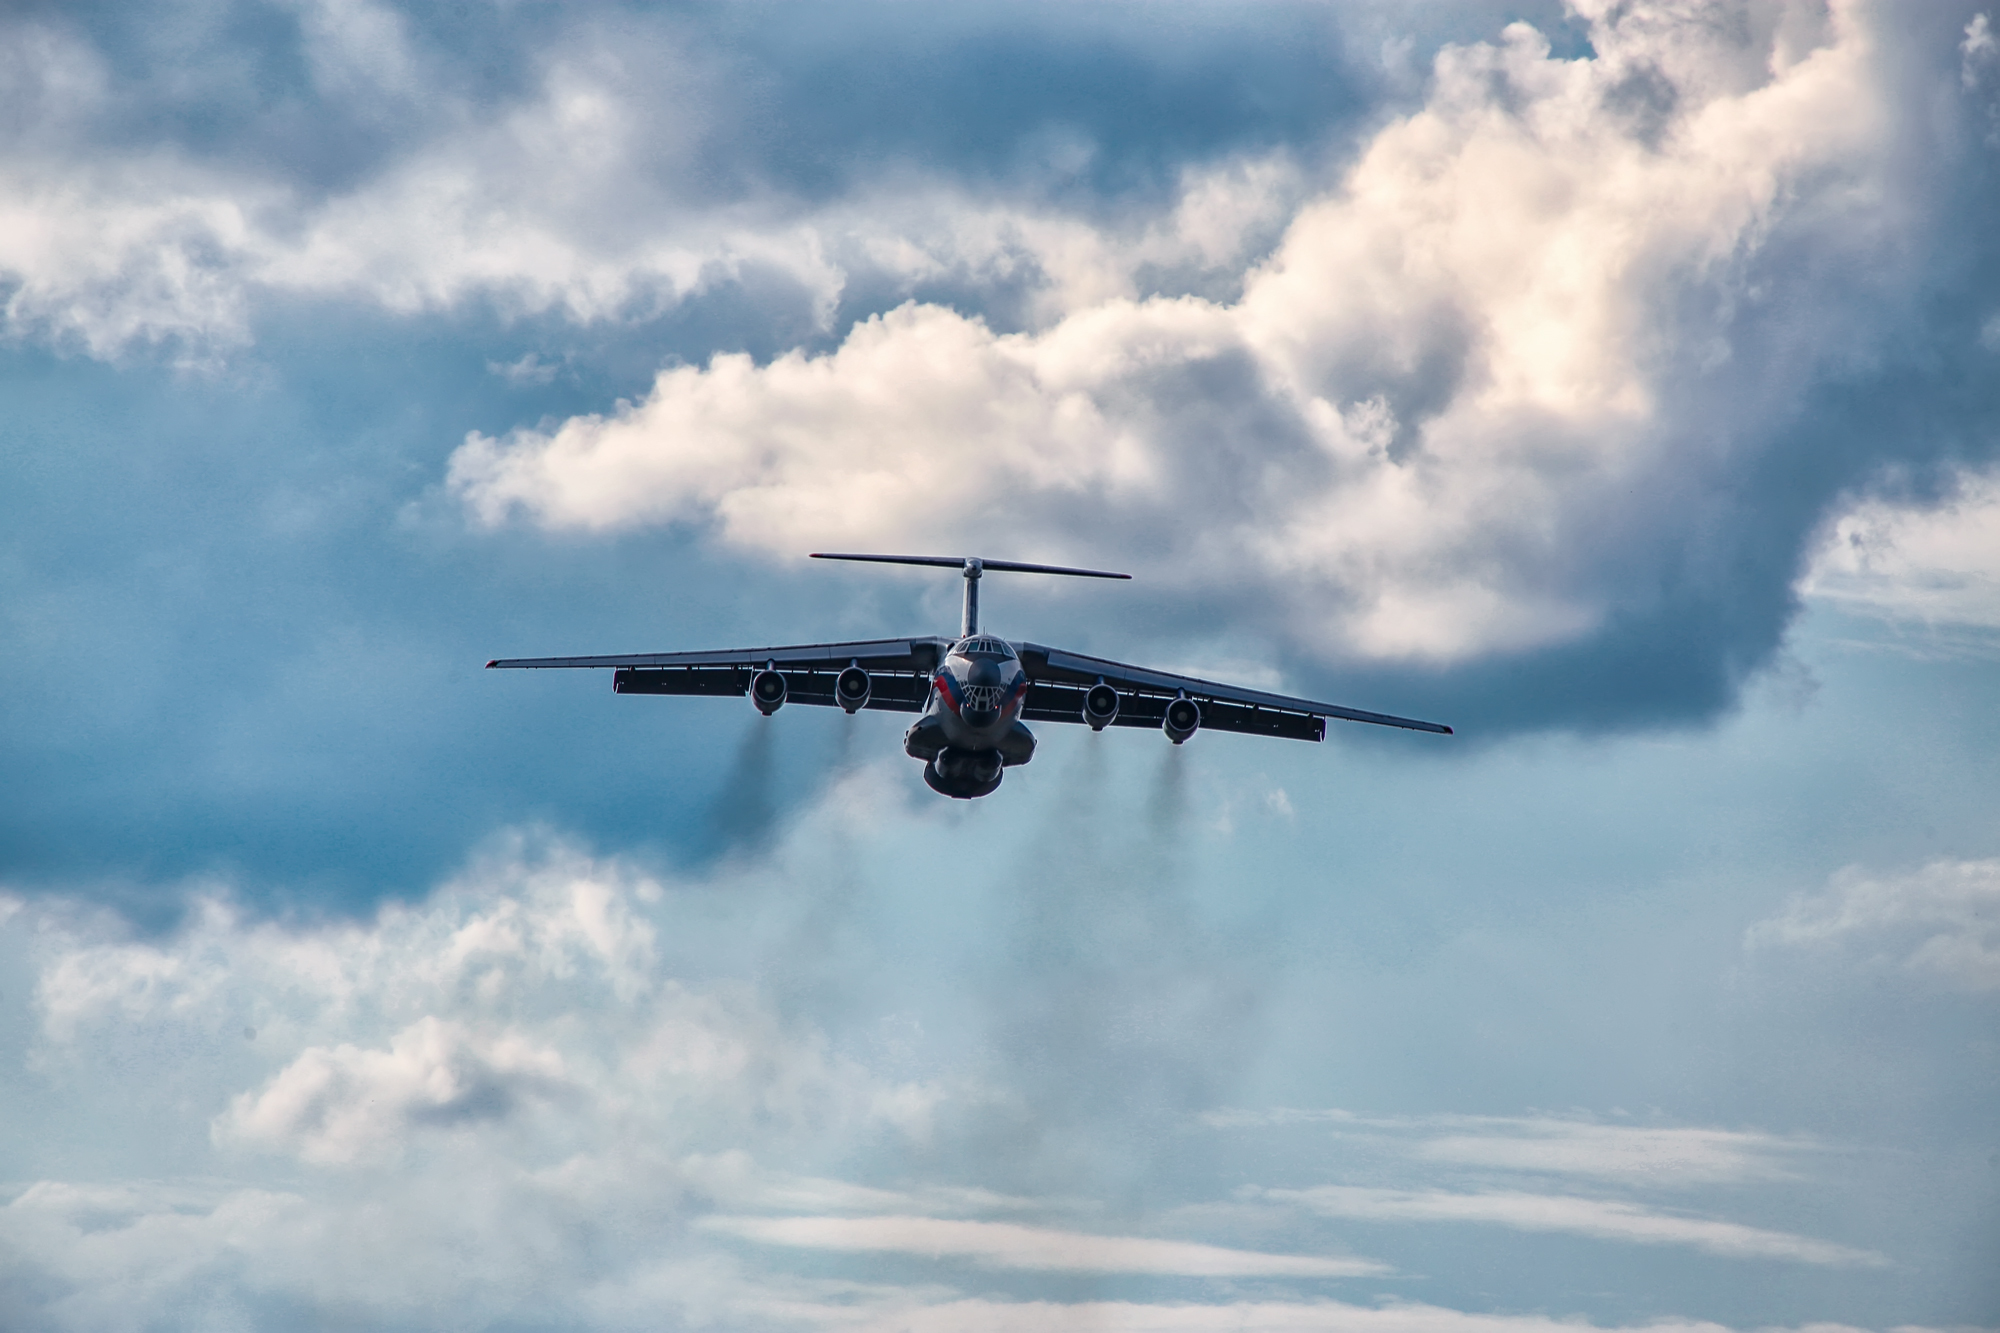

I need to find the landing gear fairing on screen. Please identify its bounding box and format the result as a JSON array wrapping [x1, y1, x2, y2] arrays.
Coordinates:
[[487, 554, 1452, 799]]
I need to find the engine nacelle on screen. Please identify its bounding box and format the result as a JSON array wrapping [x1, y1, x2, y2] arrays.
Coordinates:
[[835, 665, 871, 714], [750, 668, 787, 715], [1163, 694, 1201, 744], [1082, 681, 1119, 731]]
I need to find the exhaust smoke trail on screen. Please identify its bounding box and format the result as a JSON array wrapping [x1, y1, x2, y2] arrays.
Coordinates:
[[975, 734, 1270, 1205], [702, 716, 778, 860]]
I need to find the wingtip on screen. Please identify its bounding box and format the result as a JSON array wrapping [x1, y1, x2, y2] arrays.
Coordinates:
[[484, 659, 498, 669]]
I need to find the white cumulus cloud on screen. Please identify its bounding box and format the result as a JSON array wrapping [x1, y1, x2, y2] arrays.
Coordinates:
[[1748, 857, 2000, 990], [451, 0, 1928, 671]]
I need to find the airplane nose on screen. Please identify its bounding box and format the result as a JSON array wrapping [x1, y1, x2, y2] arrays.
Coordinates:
[[961, 662, 1001, 724]]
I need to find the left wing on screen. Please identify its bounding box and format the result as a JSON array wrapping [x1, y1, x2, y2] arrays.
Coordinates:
[[487, 638, 949, 713], [1016, 642, 1452, 740]]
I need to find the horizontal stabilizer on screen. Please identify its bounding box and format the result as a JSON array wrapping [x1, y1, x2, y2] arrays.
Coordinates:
[[810, 552, 1130, 580]]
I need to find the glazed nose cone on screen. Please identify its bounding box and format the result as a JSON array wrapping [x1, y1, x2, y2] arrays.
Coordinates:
[[962, 660, 1003, 728]]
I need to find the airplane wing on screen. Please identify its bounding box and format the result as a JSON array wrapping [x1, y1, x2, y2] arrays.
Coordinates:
[[1015, 642, 1452, 740], [486, 638, 951, 713]]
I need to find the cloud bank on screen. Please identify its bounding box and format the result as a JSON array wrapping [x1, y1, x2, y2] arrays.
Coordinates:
[[0, 797, 1918, 1330], [5, 1, 1996, 728], [448, 0, 2000, 727]]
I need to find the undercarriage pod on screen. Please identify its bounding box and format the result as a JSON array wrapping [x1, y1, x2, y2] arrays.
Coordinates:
[[835, 664, 872, 714], [1082, 680, 1119, 731], [925, 746, 1005, 799], [750, 668, 787, 715], [1163, 694, 1201, 744]]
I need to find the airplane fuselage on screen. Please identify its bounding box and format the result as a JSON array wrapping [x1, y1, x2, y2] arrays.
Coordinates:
[[903, 634, 1037, 798]]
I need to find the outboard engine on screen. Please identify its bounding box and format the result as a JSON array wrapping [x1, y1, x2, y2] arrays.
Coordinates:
[[835, 664, 871, 714], [1082, 680, 1119, 731], [925, 746, 1005, 799], [750, 668, 787, 716], [1163, 694, 1201, 744]]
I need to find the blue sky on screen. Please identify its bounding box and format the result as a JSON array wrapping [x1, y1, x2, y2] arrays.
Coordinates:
[[2, 1, 1997, 1328]]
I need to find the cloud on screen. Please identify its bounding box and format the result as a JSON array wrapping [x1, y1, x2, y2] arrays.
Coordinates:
[[1801, 468, 2000, 632], [1748, 857, 2000, 990], [704, 1214, 1386, 1277], [24, 831, 946, 1166], [0, 31, 837, 356], [1406, 1117, 1819, 1188], [1260, 1185, 1885, 1267], [0, 798, 1964, 1329], [449, 0, 1998, 726], [10, 1, 1998, 727], [831, 1299, 1911, 1333], [0, 5, 1318, 359], [1200, 1111, 1883, 1269], [1201, 1110, 1829, 1187], [218, 1015, 571, 1164], [0, 830, 956, 1327]]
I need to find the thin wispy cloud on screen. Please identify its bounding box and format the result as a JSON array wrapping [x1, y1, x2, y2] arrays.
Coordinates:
[[831, 1298, 1917, 1333], [1201, 1110, 1828, 1187], [703, 1215, 1387, 1277], [1259, 1186, 1885, 1268]]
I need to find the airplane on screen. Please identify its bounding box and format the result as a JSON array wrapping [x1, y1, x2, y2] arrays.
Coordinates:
[[487, 553, 1452, 798]]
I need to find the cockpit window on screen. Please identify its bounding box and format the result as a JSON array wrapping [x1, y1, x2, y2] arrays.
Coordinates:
[[955, 636, 1016, 660]]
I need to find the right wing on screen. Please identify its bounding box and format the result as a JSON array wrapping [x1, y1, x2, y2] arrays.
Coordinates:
[[1015, 642, 1452, 740], [486, 638, 951, 713]]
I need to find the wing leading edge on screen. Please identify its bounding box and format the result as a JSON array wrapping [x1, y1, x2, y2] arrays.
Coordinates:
[[1016, 643, 1452, 740], [486, 638, 950, 714], [487, 636, 1450, 738]]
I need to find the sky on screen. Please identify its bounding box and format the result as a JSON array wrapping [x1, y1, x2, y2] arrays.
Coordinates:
[[1, 0, 1997, 1328]]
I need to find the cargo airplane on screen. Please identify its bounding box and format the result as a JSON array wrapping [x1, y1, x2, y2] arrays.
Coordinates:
[[488, 554, 1452, 798]]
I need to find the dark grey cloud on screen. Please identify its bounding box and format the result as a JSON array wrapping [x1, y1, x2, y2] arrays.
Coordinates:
[[4, 0, 1385, 204]]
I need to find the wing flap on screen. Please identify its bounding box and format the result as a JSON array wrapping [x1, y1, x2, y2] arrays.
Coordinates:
[[1021, 681, 1326, 742], [611, 665, 933, 713]]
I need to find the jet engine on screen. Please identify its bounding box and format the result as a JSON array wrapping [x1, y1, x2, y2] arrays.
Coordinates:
[[835, 665, 872, 714], [1082, 681, 1119, 731], [1163, 694, 1201, 744], [750, 668, 787, 715], [925, 746, 1005, 799]]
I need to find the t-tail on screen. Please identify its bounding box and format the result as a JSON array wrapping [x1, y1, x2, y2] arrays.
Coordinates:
[[808, 552, 1131, 637]]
